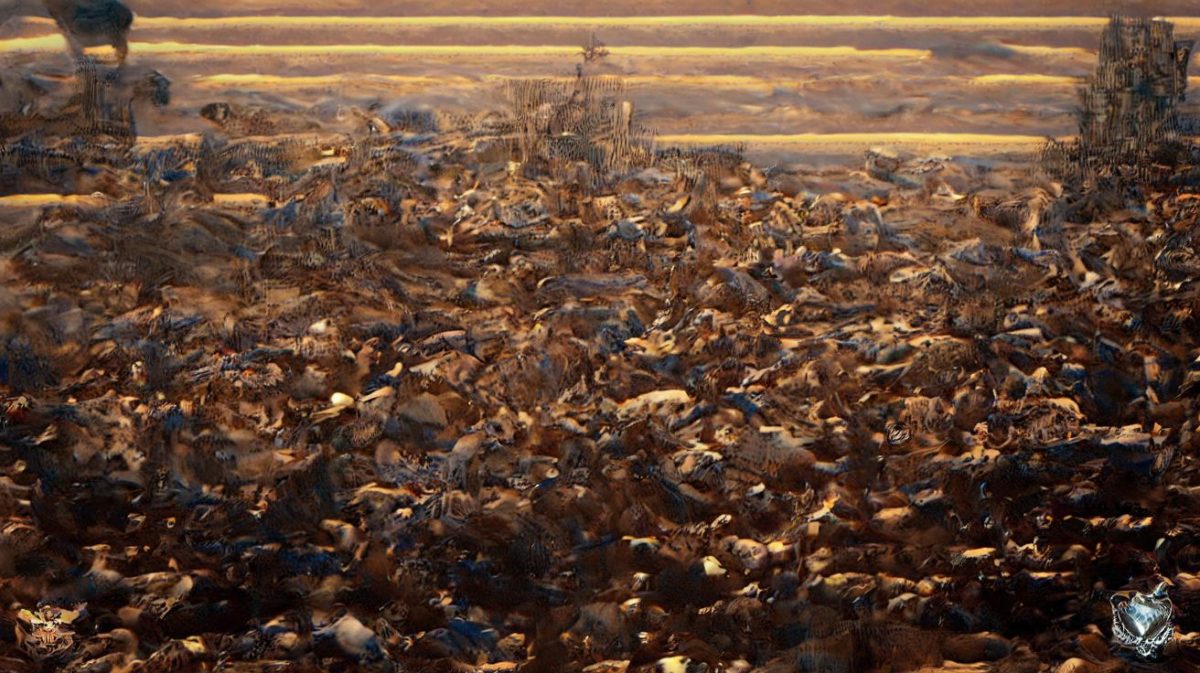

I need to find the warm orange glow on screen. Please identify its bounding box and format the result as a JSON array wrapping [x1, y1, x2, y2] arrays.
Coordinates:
[[969, 74, 1082, 86], [212, 193, 273, 208], [1002, 44, 1093, 58], [0, 36, 932, 59], [134, 134, 204, 146], [190, 72, 1102, 92], [193, 73, 474, 88], [110, 15, 1196, 30], [0, 193, 110, 207], [11, 14, 1197, 31], [657, 132, 1057, 152]]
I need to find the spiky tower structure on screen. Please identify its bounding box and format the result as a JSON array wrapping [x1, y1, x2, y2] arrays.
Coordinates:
[[1074, 16, 1195, 180]]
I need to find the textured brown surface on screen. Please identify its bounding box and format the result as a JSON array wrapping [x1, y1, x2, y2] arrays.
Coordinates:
[[2, 10, 1200, 673]]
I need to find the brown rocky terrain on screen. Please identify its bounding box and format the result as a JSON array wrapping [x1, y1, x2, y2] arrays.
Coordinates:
[[2, 8, 1200, 673]]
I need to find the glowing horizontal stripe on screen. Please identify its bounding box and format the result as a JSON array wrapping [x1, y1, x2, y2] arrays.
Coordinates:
[[192, 72, 1097, 91], [193, 73, 473, 87], [135, 133, 204, 145], [11, 15, 1179, 30], [131, 15, 1112, 28], [0, 36, 932, 58], [192, 73, 815, 88], [658, 132, 1055, 145], [212, 193, 273, 207], [1002, 44, 1093, 57], [969, 74, 1082, 85], [128, 132, 1063, 147], [0, 193, 110, 207], [0, 192, 283, 208]]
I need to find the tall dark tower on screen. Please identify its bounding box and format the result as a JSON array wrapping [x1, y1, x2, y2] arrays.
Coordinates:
[[1076, 16, 1194, 175]]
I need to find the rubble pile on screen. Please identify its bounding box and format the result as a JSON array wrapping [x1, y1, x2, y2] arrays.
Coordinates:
[[499, 75, 656, 190], [2, 16, 1200, 673], [1, 100, 1200, 673]]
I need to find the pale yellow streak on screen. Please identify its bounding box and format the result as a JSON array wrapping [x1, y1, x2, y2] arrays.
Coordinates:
[[0, 191, 280, 209], [155, 42, 578, 57], [136, 133, 203, 145], [212, 193, 272, 208], [0, 35, 67, 51], [14, 13, 1200, 34], [1002, 44, 1093, 57], [625, 75, 793, 88], [0, 193, 110, 207], [969, 74, 1082, 85], [192, 72, 1100, 92], [125, 15, 1103, 28], [624, 44, 921, 56], [658, 132, 1055, 146], [133, 132, 1064, 150], [0, 35, 930, 58], [0, 35, 575, 55], [973, 73, 1200, 86], [194, 73, 475, 88], [114, 15, 1199, 30], [196, 73, 787, 90]]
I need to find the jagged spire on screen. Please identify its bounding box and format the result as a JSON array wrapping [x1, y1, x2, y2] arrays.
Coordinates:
[[1045, 15, 1198, 185], [1079, 17, 1192, 154]]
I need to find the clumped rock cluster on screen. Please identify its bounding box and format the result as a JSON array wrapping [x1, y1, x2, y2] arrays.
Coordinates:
[[2, 43, 1200, 673]]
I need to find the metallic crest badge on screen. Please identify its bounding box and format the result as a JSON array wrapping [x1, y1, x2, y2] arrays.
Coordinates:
[[1111, 582, 1175, 659]]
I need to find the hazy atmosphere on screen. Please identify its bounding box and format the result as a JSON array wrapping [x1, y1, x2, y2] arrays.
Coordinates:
[[4, 1, 1199, 158]]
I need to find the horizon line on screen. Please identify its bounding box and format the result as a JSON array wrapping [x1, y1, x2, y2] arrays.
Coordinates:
[[34, 15, 1200, 28]]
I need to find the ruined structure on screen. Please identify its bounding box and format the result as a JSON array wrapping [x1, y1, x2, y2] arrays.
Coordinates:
[[1081, 17, 1193, 153], [0, 60, 169, 141], [502, 75, 654, 189], [1043, 16, 1196, 184]]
